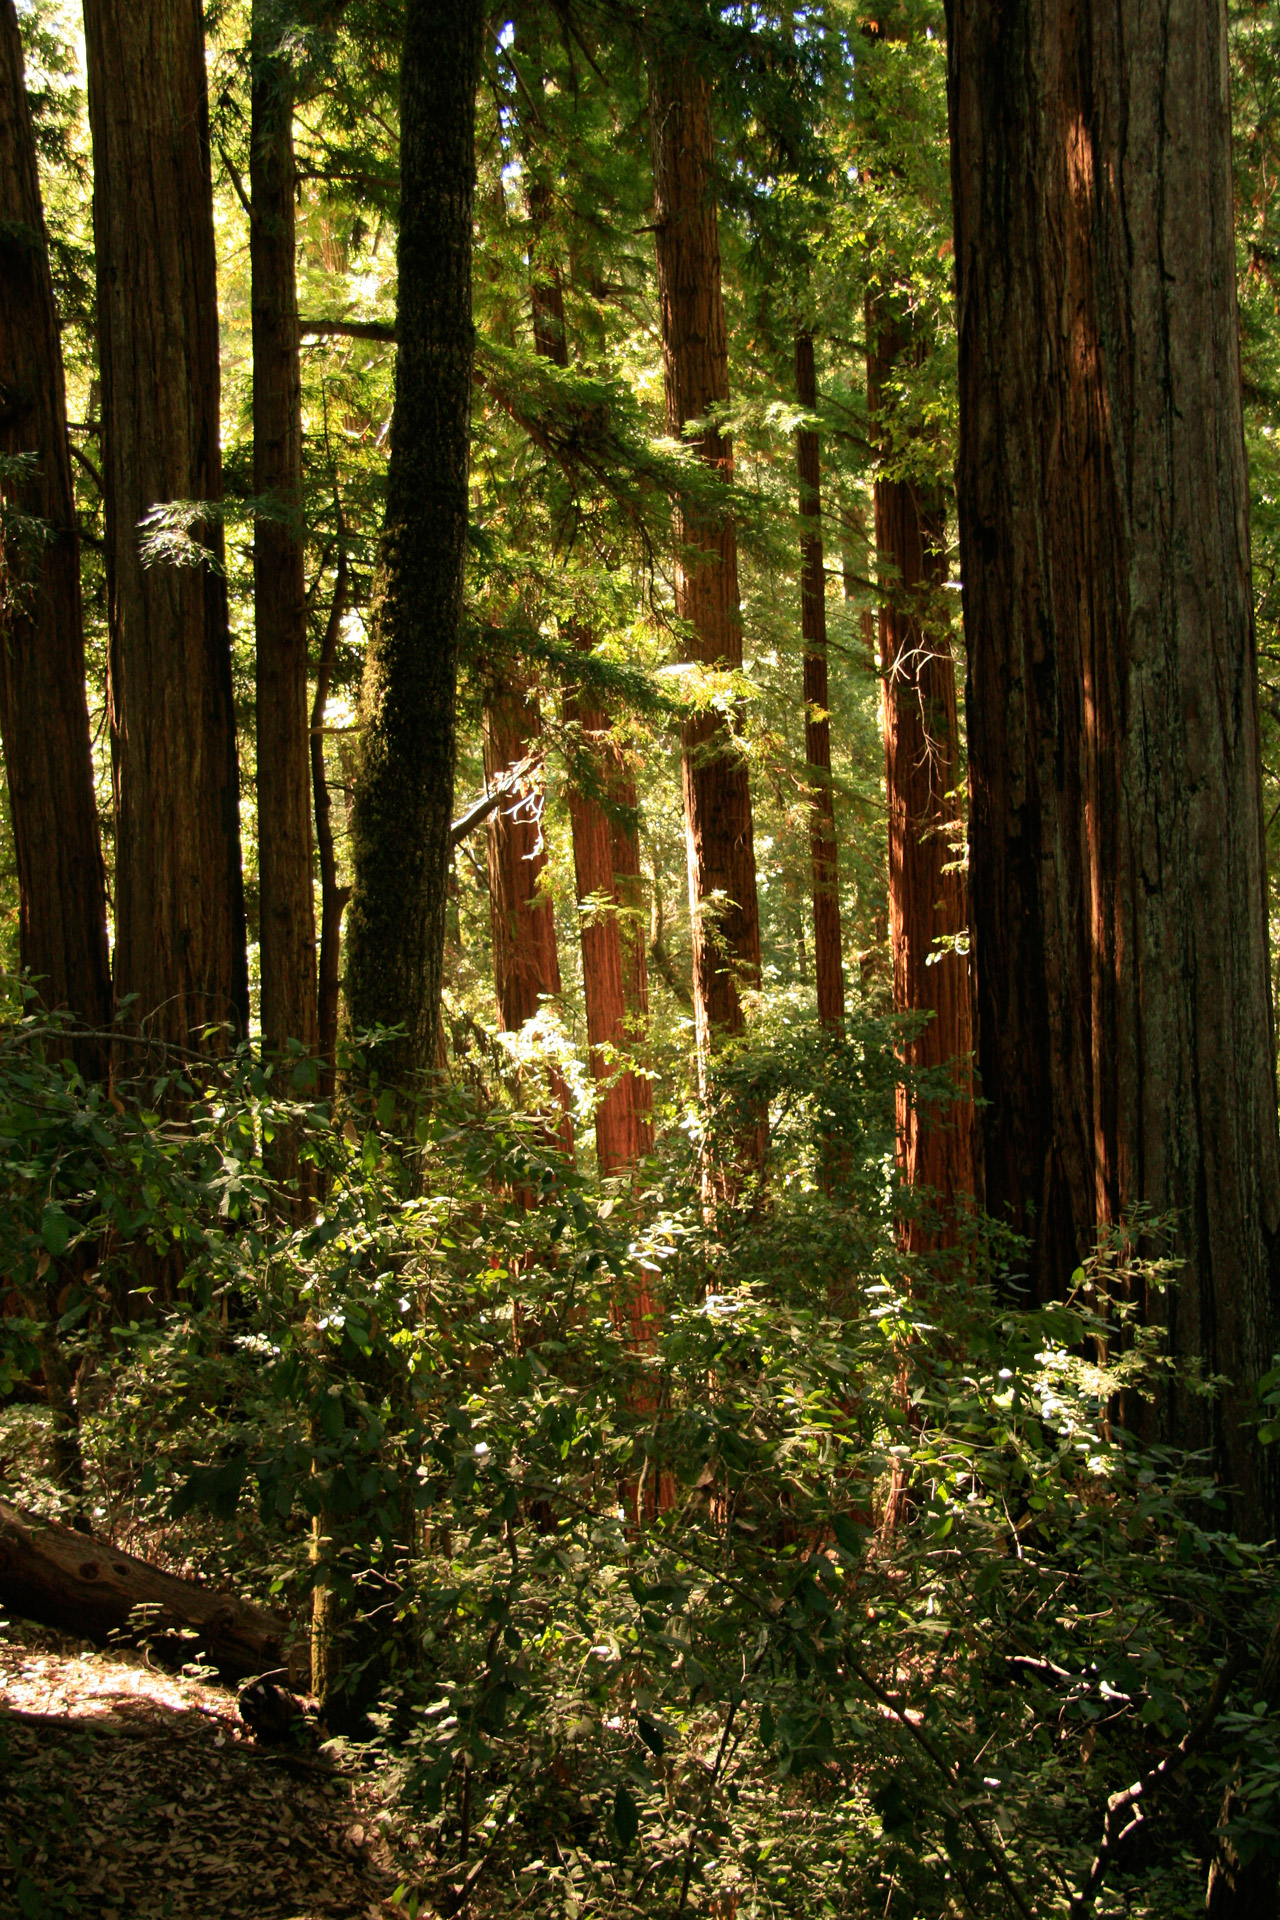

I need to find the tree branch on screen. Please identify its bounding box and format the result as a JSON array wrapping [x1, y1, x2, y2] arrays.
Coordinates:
[[299, 317, 396, 343]]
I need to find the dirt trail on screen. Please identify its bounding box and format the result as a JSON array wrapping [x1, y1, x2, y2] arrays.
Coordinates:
[[0, 1623, 404, 1918]]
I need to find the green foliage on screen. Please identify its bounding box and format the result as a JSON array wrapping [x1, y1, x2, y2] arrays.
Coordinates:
[[1, 991, 1277, 1917]]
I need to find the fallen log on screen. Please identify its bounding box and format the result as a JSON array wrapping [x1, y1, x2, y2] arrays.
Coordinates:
[[0, 1497, 307, 1687]]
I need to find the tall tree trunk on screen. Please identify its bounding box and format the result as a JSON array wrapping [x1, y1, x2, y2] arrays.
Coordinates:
[[482, 676, 573, 1149], [867, 305, 974, 1245], [527, 194, 651, 1172], [83, 0, 248, 1054], [648, 45, 763, 1113], [0, 0, 110, 1070], [251, 0, 317, 1059], [483, 679, 561, 1033], [947, 0, 1280, 1528], [564, 659, 655, 1174], [311, 535, 351, 1092], [345, 0, 483, 1096], [793, 330, 846, 1034]]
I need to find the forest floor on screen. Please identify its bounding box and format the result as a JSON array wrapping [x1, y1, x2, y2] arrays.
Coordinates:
[[0, 1621, 406, 1919]]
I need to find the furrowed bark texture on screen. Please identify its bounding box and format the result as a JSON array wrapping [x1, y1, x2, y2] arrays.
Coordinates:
[[564, 656, 655, 1175], [867, 310, 974, 1244], [794, 331, 846, 1034], [0, 1, 110, 1067], [345, 0, 482, 1091], [83, 0, 248, 1051], [251, 2, 317, 1059], [528, 226, 652, 1172], [947, 0, 1280, 1524], [649, 47, 762, 1092]]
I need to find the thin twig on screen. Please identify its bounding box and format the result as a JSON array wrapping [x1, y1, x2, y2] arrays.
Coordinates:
[[1069, 1659, 1238, 1920]]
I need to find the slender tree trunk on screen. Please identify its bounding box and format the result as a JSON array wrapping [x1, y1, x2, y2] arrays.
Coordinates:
[[867, 305, 974, 1245], [0, 0, 110, 1071], [251, 0, 317, 1059], [483, 680, 561, 1034], [564, 654, 655, 1174], [793, 330, 845, 1033], [482, 676, 573, 1149], [83, 0, 248, 1054], [610, 789, 654, 1065], [527, 197, 651, 1172], [947, 0, 1280, 1528], [648, 46, 763, 1114], [345, 0, 483, 1096], [311, 537, 351, 1091]]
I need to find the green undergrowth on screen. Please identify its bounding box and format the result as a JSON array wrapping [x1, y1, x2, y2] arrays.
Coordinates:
[[0, 983, 1277, 1918]]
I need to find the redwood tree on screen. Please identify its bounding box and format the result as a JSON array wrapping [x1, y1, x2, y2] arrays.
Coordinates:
[[0, 0, 110, 1064], [648, 40, 763, 1097], [867, 306, 973, 1243], [526, 172, 652, 1172], [482, 677, 563, 1041], [251, 0, 318, 1059], [83, 0, 248, 1049], [793, 330, 845, 1034], [345, 0, 483, 1092], [947, 0, 1280, 1526]]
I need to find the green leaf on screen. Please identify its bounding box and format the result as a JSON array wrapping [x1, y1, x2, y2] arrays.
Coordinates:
[[40, 1205, 73, 1258], [16, 1875, 45, 1919]]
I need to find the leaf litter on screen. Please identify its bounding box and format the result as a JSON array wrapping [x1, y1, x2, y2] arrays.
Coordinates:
[[0, 1621, 404, 1918]]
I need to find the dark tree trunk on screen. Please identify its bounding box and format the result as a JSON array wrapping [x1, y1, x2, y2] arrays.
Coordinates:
[[345, 0, 483, 1095], [648, 46, 763, 1106], [0, 0, 110, 1070], [793, 331, 846, 1034], [311, 537, 351, 1092], [947, 0, 1280, 1527], [83, 0, 248, 1053], [867, 307, 974, 1245], [251, 1, 317, 1059]]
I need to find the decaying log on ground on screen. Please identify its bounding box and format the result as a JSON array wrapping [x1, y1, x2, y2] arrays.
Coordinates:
[[0, 1497, 306, 1687]]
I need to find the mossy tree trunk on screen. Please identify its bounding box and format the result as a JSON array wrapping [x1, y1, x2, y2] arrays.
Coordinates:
[[345, 0, 484, 1098]]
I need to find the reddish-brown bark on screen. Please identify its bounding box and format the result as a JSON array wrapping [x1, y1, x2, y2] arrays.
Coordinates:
[[251, 5, 317, 1058], [0, 0, 110, 1068], [648, 46, 762, 1104], [483, 677, 572, 1147], [83, 0, 248, 1052], [793, 331, 845, 1034], [867, 310, 974, 1245], [526, 219, 651, 1172], [948, 0, 1280, 1526], [564, 663, 655, 1176]]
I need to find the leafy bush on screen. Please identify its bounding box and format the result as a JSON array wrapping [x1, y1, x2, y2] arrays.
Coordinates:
[[1, 984, 1277, 1918]]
